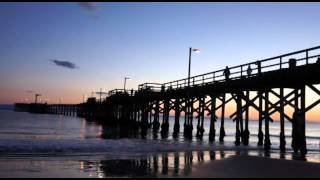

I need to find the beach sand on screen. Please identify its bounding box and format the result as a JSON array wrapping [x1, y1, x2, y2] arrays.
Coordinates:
[[190, 155, 320, 178]]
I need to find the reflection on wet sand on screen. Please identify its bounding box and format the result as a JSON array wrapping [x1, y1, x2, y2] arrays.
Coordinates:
[[78, 150, 231, 178], [78, 148, 320, 178]]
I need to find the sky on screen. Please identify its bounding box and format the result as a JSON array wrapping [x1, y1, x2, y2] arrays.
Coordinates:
[[1, 2, 320, 121]]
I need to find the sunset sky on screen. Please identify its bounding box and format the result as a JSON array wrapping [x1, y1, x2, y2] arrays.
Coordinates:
[[1, 2, 320, 121]]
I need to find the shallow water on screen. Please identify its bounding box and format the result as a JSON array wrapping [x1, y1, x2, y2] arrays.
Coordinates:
[[0, 110, 319, 177]]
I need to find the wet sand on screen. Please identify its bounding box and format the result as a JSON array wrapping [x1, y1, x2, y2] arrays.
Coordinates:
[[190, 155, 320, 178]]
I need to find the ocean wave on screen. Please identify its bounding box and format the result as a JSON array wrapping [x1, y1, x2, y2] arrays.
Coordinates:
[[0, 138, 267, 155], [0, 138, 319, 157]]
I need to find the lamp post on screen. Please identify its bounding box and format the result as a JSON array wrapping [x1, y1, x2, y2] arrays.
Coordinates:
[[34, 93, 41, 104], [82, 94, 86, 103], [124, 77, 131, 92], [187, 47, 200, 88], [185, 47, 200, 136]]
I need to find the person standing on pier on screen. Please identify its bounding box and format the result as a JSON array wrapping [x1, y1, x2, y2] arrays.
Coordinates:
[[316, 56, 320, 63], [247, 65, 252, 77], [255, 61, 261, 75], [289, 58, 297, 68], [223, 66, 230, 80]]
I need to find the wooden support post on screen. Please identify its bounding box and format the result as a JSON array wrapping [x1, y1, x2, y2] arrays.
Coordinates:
[[299, 86, 307, 155], [173, 98, 180, 136], [141, 102, 148, 136], [200, 96, 205, 137], [196, 97, 202, 138], [292, 87, 307, 155], [137, 105, 141, 123], [264, 91, 271, 150], [209, 96, 216, 142], [243, 91, 250, 145], [66, 105, 68, 116], [149, 102, 153, 128], [235, 93, 241, 146], [153, 100, 160, 131], [196, 96, 205, 138], [279, 88, 286, 152], [219, 93, 226, 142], [161, 99, 169, 135], [291, 88, 299, 153], [257, 91, 264, 146], [189, 98, 194, 136], [133, 104, 137, 124], [183, 98, 188, 136], [184, 97, 194, 138], [239, 96, 244, 142], [184, 98, 187, 129]]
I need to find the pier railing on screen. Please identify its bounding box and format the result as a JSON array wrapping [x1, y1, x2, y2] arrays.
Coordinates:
[[138, 83, 163, 92], [158, 46, 320, 91], [108, 89, 137, 96]]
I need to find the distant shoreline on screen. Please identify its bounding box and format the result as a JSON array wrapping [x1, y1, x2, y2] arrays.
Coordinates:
[[0, 104, 13, 110]]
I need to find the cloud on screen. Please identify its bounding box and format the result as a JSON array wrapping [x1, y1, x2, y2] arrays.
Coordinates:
[[78, 2, 99, 12], [50, 59, 79, 70]]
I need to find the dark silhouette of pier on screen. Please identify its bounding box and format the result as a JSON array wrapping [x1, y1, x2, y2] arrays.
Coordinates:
[[14, 46, 320, 156]]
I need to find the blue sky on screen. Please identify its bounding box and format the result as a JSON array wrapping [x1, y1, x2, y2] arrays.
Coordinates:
[[1, 2, 320, 103]]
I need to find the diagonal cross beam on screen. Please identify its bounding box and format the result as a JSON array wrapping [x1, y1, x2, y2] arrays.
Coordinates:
[[229, 93, 259, 119], [207, 95, 235, 116], [264, 89, 297, 114], [262, 92, 298, 123], [269, 89, 296, 109]]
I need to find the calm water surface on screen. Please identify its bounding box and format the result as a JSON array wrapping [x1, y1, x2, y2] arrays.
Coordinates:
[[0, 109, 320, 178]]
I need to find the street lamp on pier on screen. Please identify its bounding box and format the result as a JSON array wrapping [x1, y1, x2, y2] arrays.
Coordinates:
[[124, 77, 131, 93], [187, 47, 200, 88]]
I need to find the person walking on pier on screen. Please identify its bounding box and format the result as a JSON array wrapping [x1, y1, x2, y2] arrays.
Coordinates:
[[223, 66, 230, 80], [247, 65, 252, 77]]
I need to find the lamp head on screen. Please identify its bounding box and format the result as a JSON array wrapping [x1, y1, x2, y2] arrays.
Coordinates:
[[192, 48, 201, 54]]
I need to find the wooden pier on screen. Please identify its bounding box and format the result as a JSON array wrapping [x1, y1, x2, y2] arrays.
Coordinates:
[[14, 46, 320, 156]]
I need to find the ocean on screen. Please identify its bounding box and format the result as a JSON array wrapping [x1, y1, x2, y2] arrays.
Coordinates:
[[0, 109, 319, 178]]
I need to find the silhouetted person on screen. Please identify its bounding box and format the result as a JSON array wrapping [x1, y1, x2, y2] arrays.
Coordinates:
[[255, 61, 261, 75], [161, 85, 165, 92], [131, 89, 134, 96], [247, 65, 252, 77], [317, 56, 320, 64], [223, 66, 230, 80], [289, 58, 296, 68]]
